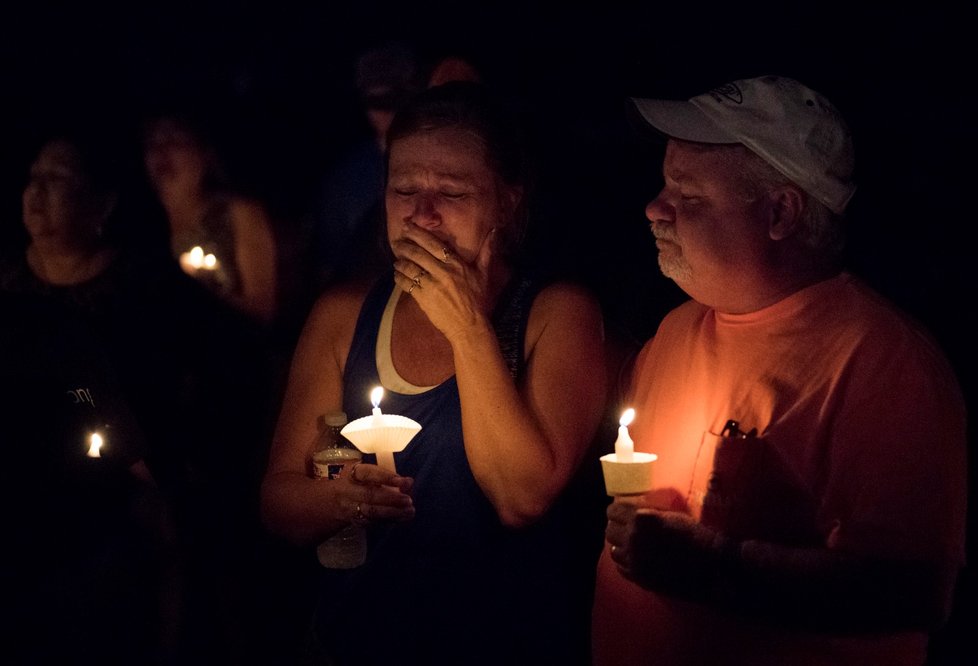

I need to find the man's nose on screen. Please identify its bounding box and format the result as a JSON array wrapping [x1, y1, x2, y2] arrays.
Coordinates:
[[645, 191, 674, 226]]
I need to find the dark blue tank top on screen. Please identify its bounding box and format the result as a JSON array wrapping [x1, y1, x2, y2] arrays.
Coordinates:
[[314, 274, 594, 665]]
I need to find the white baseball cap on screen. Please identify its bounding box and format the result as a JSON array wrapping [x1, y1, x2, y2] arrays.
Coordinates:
[[631, 75, 856, 214]]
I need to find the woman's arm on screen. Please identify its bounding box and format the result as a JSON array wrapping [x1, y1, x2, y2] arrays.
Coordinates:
[[229, 197, 278, 324], [260, 286, 414, 545], [392, 223, 607, 527], [455, 282, 607, 527]]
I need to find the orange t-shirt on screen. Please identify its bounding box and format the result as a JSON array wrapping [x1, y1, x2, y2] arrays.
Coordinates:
[[592, 273, 967, 666]]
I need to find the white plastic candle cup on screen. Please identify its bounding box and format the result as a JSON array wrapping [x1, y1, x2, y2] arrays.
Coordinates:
[[341, 413, 422, 474], [600, 452, 657, 496]]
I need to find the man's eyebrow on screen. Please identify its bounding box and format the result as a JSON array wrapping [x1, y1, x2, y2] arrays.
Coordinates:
[[663, 167, 695, 184]]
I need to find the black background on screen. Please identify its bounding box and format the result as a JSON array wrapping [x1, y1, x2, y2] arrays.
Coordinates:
[[2, 1, 975, 662], [2, 2, 974, 336]]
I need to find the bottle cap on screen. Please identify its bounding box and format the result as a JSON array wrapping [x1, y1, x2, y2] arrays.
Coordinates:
[[324, 411, 348, 427]]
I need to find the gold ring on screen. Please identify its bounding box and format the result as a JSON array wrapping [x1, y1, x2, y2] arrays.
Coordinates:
[[441, 247, 452, 263], [354, 502, 367, 523], [408, 282, 417, 294]]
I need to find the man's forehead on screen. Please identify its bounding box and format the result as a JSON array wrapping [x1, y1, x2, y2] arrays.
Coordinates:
[[663, 140, 743, 179]]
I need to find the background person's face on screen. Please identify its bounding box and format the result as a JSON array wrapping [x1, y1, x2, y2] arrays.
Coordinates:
[[143, 119, 208, 197], [22, 140, 102, 245]]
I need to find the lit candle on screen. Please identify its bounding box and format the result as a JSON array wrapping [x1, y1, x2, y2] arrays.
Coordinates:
[[615, 408, 636, 462], [341, 386, 421, 474], [599, 408, 656, 496], [179, 246, 220, 272], [87, 432, 103, 458], [370, 386, 384, 426]]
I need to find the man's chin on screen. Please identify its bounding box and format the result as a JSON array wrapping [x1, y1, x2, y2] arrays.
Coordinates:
[[658, 259, 691, 286]]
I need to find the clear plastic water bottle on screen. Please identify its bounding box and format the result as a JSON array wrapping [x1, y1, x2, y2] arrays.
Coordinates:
[[311, 411, 367, 568]]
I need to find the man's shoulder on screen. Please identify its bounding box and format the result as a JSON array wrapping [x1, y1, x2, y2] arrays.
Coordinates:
[[827, 274, 945, 349]]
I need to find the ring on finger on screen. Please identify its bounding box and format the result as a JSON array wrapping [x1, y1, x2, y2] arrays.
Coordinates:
[[441, 246, 453, 263], [354, 502, 367, 523], [349, 462, 362, 483], [408, 282, 417, 294]]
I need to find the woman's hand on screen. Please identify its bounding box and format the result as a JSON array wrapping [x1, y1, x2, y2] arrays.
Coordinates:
[[339, 462, 416, 524], [261, 286, 416, 545], [391, 222, 498, 340]]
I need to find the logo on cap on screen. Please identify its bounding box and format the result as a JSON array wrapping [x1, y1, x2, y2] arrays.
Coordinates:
[[709, 83, 743, 105]]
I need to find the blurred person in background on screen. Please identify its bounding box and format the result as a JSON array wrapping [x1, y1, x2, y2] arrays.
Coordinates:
[[2, 122, 273, 664], [143, 109, 279, 326], [1, 289, 178, 664]]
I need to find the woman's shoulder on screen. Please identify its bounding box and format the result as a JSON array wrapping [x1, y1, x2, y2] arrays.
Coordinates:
[[227, 193, 267, 213], [223, 195, 274, 234], [298, 280, 382, 370], [522, 279, 604, 354], [319, 279, 374, 309], [305, 280, 376, 331], [531, 280, 602, 318]]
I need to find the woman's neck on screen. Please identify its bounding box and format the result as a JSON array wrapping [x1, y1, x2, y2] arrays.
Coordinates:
[[26, 240, 117, 286], [160, 187, 211, 237], [167, 200, 207, 235]]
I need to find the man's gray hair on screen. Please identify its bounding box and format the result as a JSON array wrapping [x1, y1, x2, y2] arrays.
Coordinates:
[[728, 145, 846, 261]]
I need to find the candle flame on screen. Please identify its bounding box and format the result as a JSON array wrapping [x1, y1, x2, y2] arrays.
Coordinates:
[[188, 246, 205, 268], [179, 246, 219, 271], [370, 386, 384, 408], [87, 432, 103, 458], [619, 408, 635, 428]]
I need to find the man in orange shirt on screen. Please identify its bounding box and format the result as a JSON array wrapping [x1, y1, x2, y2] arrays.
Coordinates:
[[591, 75, 966, 665]]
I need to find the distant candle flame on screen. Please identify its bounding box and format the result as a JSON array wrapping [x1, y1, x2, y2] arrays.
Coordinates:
[[370, 386, 384, 409], [188, 246, 205, 268], [180, 246, 219, 271], [87, 432, 103, 458], [619, 408, 635, 428]]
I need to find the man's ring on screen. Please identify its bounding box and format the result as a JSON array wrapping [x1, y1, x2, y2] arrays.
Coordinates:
[[354, 502, 367, 522], [408, 282, 417, 294], [441, 246, 452, 263]]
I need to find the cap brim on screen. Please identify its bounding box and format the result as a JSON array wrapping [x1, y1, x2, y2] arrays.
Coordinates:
[[629, 98, 738, 144]]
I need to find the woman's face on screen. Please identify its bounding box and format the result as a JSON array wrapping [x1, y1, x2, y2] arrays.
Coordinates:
[[385, 127, 520, 263], [22, 140, 105, 245], [143, 119, 208, 196]]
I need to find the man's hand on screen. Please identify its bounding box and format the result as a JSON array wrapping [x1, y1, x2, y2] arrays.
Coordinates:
[[606, 502, 735, 601]]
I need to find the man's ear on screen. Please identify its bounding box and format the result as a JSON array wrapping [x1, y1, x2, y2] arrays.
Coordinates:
[[768, 184, 805, 241]]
